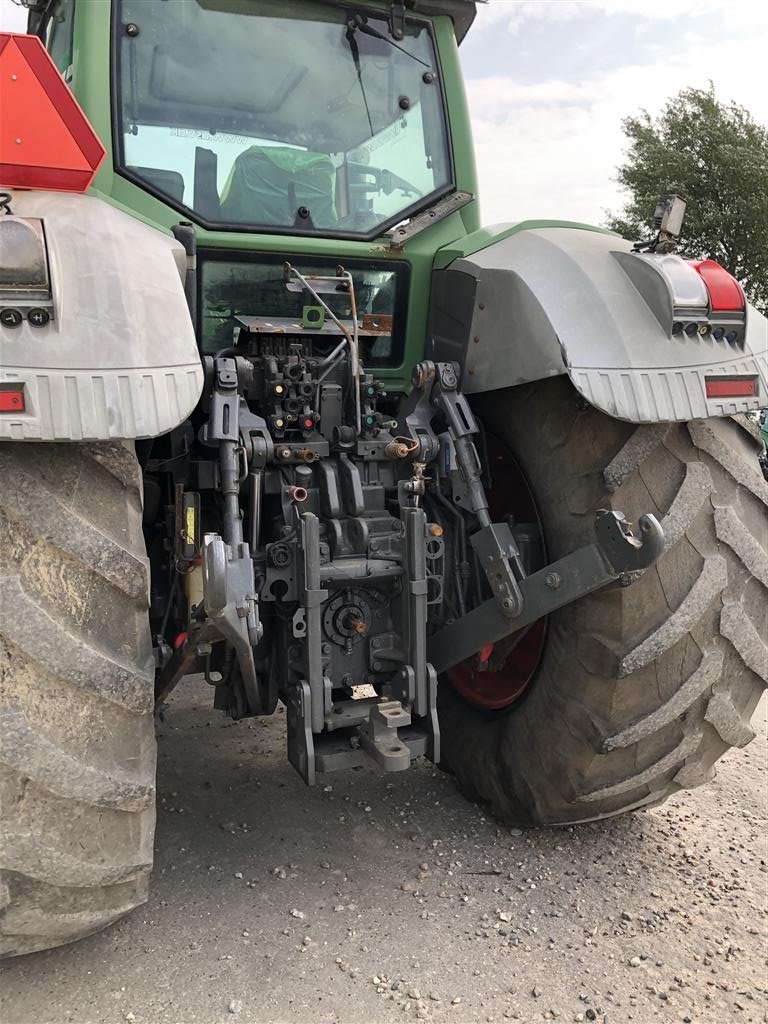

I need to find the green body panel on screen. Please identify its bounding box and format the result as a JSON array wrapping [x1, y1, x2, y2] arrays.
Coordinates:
[[70, 4, 481, 392], [65, 1, 609, 393]]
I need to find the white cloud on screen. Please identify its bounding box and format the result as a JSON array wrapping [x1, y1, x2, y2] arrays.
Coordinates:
[[0, 0, 27, 32], [466, 6, 768, 227], [473, 0, 757, 33]]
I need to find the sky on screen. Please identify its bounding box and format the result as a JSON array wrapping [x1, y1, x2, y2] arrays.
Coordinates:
[[2, 0, 766, 228], [460, 0, 768, 225]]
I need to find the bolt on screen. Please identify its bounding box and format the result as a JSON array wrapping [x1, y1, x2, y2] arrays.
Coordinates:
[[502, 599, 514, 610], [125, 22, 139, 36], [373, 661, 382, 671], [422, 71, 436, 84], [545, 572, 561, 589]]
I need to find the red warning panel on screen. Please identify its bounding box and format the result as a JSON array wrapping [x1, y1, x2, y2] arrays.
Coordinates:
[[0, 33, 105, 192]]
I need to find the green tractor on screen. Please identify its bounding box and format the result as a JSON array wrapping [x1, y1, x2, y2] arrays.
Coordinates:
[[1, 0, 766, 957]]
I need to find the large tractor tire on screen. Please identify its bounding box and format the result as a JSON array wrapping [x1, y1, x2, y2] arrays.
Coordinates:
[[0, 442, 155, 957], [439, 378, 768, 825]]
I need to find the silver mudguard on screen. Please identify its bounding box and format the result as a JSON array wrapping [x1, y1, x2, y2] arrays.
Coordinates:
[[0, 191, 203, 441], [429, 225, 767, 422]]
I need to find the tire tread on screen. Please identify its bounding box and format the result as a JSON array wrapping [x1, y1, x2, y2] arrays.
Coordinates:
[[0, 442, 155, 958], [438, 382, 768, 826]]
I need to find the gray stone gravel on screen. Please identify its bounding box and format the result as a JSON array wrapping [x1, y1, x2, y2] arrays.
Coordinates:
[[1, 681, 765, 1024]]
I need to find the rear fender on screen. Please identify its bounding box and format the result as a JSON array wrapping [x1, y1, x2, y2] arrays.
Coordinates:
[[0, 191, 203, 441], [429, 224, 767, 422]]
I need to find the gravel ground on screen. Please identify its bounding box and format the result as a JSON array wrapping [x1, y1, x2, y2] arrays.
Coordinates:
[[2, 681, 766, 1024]]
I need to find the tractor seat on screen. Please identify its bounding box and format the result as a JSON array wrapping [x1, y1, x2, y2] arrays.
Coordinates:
[[129, 166, 185, 205], [219, 146, 337, 228]]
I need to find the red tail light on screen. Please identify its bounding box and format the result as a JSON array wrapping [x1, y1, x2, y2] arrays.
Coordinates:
[[0, 387, 25, 413], [0, 33, 105, 192], [705, 377, 757, 399], [689, 260, 745, 312]]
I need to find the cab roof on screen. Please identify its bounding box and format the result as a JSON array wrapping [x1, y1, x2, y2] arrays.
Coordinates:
[[408, 0, 478, 42]]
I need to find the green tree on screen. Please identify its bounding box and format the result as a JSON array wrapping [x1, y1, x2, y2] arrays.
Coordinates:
[[607, 86, 768, 312]]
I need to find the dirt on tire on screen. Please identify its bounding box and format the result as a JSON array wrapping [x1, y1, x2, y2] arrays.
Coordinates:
[[439, 378, 768, 824], [0, 442, 156, 958]]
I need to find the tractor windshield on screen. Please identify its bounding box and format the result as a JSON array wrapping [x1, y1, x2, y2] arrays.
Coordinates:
[[116, 1, 452, 238]]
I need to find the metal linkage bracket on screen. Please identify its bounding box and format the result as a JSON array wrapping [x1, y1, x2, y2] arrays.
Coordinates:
[[424, 663, 440, 764], [203, 357, 241, 444], [201, 532, 262, 711], [400, 507, 429, 715], [427, 510, 664, 674], [286, 680, 316, 786], [359, 700, 412, 772], [405, 361, 524, 617], [470, 523, 524, 617], [298, 512, 331, 733], [195, 355, 274, 715], [388, 191, 474, 249], [595, 508, 665, 573]]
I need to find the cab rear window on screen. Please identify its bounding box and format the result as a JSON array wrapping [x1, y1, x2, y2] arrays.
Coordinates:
[[199, 254, 409, 368]]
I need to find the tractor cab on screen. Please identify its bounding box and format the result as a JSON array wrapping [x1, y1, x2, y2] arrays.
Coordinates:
[[115, 1, 452, 238], [23, 0, 482, 392]]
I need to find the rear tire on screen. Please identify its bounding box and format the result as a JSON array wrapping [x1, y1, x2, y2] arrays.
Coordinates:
[[439, 378, 768, 825], [0, 442, 155, 957]]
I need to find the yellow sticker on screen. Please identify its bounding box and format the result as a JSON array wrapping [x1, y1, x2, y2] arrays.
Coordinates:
[[184, 506, 196, 548]]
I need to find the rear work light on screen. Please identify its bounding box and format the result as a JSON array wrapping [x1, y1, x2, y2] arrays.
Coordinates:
[[0, 386, 25, 412], [705, 377, 757, 399]]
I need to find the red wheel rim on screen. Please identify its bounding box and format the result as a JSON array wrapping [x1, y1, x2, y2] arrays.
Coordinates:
[[447, 433, 547, 711]]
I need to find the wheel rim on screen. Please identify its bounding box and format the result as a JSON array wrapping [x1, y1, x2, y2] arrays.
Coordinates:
[[447, 432, 547, 711]]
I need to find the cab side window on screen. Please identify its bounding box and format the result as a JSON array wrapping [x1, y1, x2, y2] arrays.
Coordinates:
[[45, 0, 75, 79]]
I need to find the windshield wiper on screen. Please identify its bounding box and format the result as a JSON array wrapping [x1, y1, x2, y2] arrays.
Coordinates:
[[345, 19, 375, 137], [347, 14, 431, 69]]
